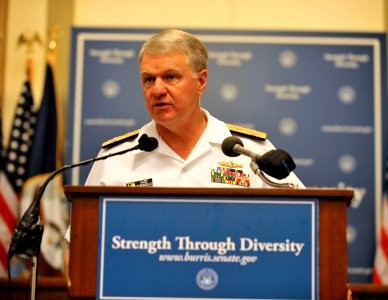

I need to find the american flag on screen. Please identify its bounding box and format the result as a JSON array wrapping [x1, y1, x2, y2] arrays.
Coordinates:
[[373, 152, 388, 284], [0, 79, 37, 276], [20, 62, 69, 273], [0, 116, 16, 276]]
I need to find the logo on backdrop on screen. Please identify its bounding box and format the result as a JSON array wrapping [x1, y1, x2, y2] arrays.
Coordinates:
[[338, 154, 357, 174], [278, 117, 298, 136], [278, 50, 298, 69], [196, 268, 219, 291], [102, 80, 121, 99], [220, 83, 239, 102], [338, 86, 357, 105]]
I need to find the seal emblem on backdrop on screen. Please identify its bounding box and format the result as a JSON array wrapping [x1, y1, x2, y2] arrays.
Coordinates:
[[196, 268, 219, 291]]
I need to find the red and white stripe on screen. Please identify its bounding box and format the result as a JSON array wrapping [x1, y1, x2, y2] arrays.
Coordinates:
[[0, 171, 18, 276], [373, 199, 388, 284]]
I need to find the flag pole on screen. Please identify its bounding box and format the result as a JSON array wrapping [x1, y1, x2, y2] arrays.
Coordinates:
[[27, 27, 60, 300], [30, 257, 38, 300]]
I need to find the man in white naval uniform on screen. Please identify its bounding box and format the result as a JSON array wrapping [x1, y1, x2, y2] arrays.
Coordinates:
[[85, 28, 303, 189], [85, 108, 303, 188]]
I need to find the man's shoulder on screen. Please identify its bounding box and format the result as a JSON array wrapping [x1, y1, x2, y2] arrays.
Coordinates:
[[101, 129, 140, 149], [226, 123, 267, 142]]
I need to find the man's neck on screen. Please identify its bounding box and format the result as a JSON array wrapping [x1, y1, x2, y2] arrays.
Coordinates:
[[157, 111, 208, 160]]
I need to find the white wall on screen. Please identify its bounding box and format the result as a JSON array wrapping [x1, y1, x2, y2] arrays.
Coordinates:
[[73, 0, 385, 31], [2, 0, 386, 145], [3, 0, 48, 145]]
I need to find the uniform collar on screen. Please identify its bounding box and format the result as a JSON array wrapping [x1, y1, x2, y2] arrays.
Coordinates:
[[138, 109, 231, 144], [135, 109, 232, 161], [201, 109, 232, 145]]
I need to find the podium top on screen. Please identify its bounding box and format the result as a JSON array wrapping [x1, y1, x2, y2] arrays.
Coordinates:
[[64, 186, 353, 206]]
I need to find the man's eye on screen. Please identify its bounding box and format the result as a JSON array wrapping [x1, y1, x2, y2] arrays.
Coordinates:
[[143, 77, 155, 86], [144, 77, 154, 83], [166, 74, 176, 81]]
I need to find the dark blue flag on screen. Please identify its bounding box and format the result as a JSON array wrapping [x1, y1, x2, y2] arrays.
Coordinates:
[[19, 62, 68, 274], [27, 63, 57, 177]]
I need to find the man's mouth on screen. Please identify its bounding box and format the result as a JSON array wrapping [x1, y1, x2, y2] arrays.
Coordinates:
[[153, 102, 170, 108]]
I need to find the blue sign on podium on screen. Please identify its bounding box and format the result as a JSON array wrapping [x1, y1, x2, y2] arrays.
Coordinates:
[[97, 195, 318, 300]]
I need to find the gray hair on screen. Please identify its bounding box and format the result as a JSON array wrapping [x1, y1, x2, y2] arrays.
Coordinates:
[[138, 29, 208, 74]]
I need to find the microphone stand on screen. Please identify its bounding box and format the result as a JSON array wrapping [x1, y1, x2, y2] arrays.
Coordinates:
[[7, 135, 157, 300], [250, 160, 297, 189]]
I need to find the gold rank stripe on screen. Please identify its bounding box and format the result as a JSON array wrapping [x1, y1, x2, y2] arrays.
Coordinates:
[[227, 124, 267, 141], [218, 161, 244, 168], [102, 129, 140, 148]]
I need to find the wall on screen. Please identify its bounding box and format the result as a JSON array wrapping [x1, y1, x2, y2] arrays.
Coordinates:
[[3, 0, 47, 145], [73, 0, 385, 31]]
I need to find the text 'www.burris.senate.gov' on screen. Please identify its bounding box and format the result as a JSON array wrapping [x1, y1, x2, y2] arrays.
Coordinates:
[[158, 252, 258, 266]]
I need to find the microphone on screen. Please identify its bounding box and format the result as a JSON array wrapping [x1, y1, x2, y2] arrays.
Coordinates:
[[221, 136, 296, 180], [136, 133, 159, 152], [8, 134, 158, 260]]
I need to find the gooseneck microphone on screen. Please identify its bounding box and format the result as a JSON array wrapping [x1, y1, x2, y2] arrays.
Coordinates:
[[8, 134, 158, 261], [222, 136, 261, 161], [7, 134, 158, 300], [221, 136, 297, 188]]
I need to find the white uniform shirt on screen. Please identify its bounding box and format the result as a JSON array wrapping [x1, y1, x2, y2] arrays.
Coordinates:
[[65, 110, 304, 241], [85, 110, 304, 188]]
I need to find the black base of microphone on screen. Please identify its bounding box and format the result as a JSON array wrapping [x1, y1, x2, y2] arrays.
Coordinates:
[[250, 161, 297, 189]]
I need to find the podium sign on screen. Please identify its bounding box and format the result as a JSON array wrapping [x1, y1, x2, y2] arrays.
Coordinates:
[[97, 195, 318, 300]]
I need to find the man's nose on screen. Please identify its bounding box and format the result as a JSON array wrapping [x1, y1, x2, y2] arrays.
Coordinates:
[[151, 78, 167, 97]]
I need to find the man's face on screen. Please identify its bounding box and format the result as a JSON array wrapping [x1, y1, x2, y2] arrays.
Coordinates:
[[140, 52, 207, 129]]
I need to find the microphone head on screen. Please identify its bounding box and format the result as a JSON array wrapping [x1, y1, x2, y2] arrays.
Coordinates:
[[258, 149, 296, 179], [138, 134, 159, 152], [222, 136, 244, 157]]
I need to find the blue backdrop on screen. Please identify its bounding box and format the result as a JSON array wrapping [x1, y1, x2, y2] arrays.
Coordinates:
[[66, 28, 387, 283]]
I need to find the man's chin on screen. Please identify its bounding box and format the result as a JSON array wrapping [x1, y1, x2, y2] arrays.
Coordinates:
[[152, 110, 177, 122]]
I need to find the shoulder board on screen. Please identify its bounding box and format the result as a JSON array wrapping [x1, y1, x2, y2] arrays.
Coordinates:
[[102, 129, 140, 149], [227, 124, 267, 141]]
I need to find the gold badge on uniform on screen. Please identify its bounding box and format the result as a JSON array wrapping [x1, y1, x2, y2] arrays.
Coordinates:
[[211, 161, 250, 187], [126, 178, 153, 187]]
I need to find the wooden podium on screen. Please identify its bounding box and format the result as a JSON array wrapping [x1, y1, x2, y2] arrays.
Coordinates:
[[65, 186, 353, 300]]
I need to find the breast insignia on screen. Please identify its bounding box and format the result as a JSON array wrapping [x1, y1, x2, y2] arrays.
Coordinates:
[[227, 124, 267, 141], [211, 161, 250, 187], [101, 129, 140, 149]]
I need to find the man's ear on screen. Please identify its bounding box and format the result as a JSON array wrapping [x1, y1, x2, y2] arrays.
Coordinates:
[[197, 69, 208, 95]]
